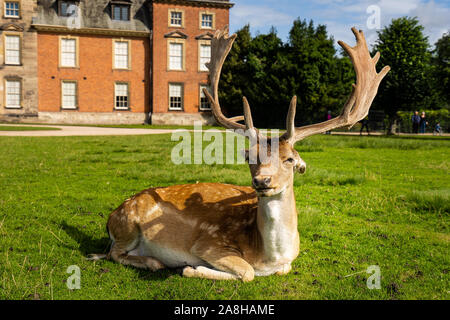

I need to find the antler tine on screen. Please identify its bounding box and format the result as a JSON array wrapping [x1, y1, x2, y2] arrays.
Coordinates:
[[243, 97, 255, 130], [281, 96, 297, 141], [286, 27, 390, 144], [203, 26, 260, 137], [203, 27, 245, 131]]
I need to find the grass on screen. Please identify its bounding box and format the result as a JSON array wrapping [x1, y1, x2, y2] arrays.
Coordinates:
[[0, 126, 61, 131], [93, 124, 224, 130], [0, 133, 448, 300]]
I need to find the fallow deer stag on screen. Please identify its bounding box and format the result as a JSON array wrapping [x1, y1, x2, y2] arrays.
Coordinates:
[[89, 27, 390, 282]]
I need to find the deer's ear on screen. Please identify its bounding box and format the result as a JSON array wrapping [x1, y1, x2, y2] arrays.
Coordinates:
[[240, 149, 250, 162]]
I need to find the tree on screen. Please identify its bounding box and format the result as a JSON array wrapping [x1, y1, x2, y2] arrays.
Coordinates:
[[220, 20, 354, 128], [219, 25, 252, 119], [432, 31, 450, 108], [220, 26, 291, 128], [288, 19, 353, 125], [371, 17, 434, 123]]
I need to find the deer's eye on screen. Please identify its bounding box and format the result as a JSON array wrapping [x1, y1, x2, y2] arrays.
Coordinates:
[[284, 158, 295, 164]]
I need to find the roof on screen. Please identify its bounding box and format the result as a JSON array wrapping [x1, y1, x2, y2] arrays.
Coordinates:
[[33, 0, 152, 34]]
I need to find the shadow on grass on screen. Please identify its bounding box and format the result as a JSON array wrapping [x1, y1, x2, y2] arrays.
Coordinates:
[[60, 221, 110, 255], [60, 221, 177, 282]]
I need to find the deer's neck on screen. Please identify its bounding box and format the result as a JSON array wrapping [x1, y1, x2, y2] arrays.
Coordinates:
[[256, 185, 299, 264]]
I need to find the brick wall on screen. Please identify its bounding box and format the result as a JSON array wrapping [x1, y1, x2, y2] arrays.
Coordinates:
[[152, 2, 230, 115], [38, 32, 150, 114]]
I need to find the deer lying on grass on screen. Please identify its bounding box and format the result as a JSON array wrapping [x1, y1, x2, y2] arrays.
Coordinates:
[[88, 27, 390, 282]]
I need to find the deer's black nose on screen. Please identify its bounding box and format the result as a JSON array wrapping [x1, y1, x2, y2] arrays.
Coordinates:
[[253, 176, 272, 189]]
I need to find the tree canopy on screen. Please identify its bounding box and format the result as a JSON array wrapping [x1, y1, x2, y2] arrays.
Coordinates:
[[371, 17, 437, 118], [218, 17, 449, 129], [220, 20, 354, 129], [432, 32, 450, 107]]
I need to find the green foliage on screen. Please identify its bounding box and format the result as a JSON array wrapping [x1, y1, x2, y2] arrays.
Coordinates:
[[220, 21, 354, 128], [432, 32, 450, 107], [288, 20, 354, 126], [220, 18, 449, 130], [0, 126, 61, 131], [0, 134, 449, 299], [397, 109, 449, 133], [372, 17, 438, 118]]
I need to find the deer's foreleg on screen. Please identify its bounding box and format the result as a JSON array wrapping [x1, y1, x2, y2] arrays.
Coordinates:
[[182, 255, 254, 282], [187, 242, 255, 282]]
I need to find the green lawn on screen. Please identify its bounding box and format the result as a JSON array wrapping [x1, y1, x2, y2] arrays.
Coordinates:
[[0, 126, 61, 131], [0, 133, 448, 300]]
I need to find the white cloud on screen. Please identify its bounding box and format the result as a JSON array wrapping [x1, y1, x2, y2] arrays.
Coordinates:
[[230, 5, 294, 29], [377, 0, 420, 15], [411, 0, 450, 45], [312, 0, 449, 49], [229, 0, 449, 50]]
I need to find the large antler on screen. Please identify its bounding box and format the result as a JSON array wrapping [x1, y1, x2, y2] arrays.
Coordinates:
[[281, 27, 390, 143], [203, 27, 257, 135]]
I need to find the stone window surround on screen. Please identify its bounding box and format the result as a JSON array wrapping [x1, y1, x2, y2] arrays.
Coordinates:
[[112, 38, 132, 70], [3, 31, 22, 66], [3, 77, 22, 109], [197, 39, 211, 72], [168, 82, 184, 111], [60, 80, 78, 110], [168, 8, 185, 28], [199, 11, 215, 30], [3, 0, 21, 19], [199, 84, 211, 111], [167, 38, 186, 72], [59, 35, 79, 69], [114, 81, 131, 111]]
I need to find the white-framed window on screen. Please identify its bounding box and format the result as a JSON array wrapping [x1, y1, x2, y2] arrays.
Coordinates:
[[60, 38, 77, 67], [5, 35, 20, 65], [199, 85, 211, 111], [4, 2, 20, 18], [170, 11, 182, 26], [199, 43, 211, 71], [5, 80, 21, 108], [61, 81, 77, 109], [115, 82, 129, 110], [201, 13, 214, 29], [168, 42, 183, 70], [169, 83, 183, 111], [114, 41, 129, 69]]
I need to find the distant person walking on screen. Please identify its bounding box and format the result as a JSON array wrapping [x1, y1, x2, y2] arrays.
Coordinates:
[[360, 116, 370, 135], [326, 110, 332, 135], [433, 122, 442, 136], [419, 112, 428, 134], [411, 111, 420, 134]]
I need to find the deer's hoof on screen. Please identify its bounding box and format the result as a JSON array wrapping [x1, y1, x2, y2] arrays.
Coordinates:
[[182, 266, 196, 278]]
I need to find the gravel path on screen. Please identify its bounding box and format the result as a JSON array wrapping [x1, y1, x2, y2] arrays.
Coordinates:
[[0, 124, 178, 137], [0, 124, 447, 137]]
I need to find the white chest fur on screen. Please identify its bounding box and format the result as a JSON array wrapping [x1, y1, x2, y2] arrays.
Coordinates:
[[257, 193, 298, 268]]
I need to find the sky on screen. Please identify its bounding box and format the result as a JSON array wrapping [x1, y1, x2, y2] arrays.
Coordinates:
[[229, 0, 450, 49]]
